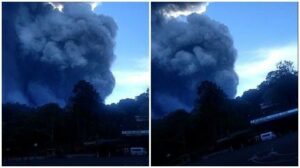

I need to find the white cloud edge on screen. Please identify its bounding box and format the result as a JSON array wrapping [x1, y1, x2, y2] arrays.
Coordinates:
[[164, 3, 209, 18], [106, 57, 149, 104], [236, 42, 297, 97], [48, 2, 101, 12]]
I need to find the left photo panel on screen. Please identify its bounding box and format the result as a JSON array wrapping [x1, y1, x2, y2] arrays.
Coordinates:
[[3, 2, 149, 166]]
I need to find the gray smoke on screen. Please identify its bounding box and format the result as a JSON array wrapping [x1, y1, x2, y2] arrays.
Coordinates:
[[152, 2, 239, 117], [3, 2, 117, 106]]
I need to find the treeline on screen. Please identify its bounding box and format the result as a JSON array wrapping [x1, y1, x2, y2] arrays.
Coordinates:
[[152, 61, 298, 165], [3, 80, 149, 158]]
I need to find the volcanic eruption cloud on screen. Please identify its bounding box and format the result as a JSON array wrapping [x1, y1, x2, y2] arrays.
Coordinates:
[[3, 3, 117, 106], [152, 2, 239, 117]]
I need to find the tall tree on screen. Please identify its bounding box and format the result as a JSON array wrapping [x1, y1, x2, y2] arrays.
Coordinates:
[[37, 103, 64, 147], [193, 81, 226, 148], [259, 61, 298, 108], [68, 80, 103, 142]]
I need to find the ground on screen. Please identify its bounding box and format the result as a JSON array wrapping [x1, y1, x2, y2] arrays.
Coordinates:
[[187, 132, 298, 166], [3, 156, 148, 166]]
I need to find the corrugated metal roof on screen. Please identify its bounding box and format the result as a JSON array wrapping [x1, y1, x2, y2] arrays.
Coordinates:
[[250, 108, 298, 125]]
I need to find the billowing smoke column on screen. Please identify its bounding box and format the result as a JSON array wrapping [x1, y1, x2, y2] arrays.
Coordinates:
[[152, 2, 239, 117], [3, 3, 117, 106]]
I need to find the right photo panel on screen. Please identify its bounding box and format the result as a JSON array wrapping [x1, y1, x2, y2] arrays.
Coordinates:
[[151, 2, 298, 166]]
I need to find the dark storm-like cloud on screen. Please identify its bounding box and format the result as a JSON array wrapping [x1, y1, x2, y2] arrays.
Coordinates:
[[3, 2, 117, 106], [152, 2, 239, 117]]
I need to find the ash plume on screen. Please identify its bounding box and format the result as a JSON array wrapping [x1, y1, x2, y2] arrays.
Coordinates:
[[152, 2, 239, 117], [3, 2, 117, 106]]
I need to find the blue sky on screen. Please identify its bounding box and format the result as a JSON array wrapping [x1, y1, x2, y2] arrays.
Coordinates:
[[94, 2, 149, 104], [92, 2, 297, 103], [205, 2, 298, 96]]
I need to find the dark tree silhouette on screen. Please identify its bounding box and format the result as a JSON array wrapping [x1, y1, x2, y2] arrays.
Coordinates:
[[259, 61, 298, 108], [36, 103, 65, 148], [194, 81, 226, 146], [152, 109, 190, 165], [152, 60, 298, 165], [68, 80, 103, 143], [2, 81, 149, 159], [241, 89, 262, 105]]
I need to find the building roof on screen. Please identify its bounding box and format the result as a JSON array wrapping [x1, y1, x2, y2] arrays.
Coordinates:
[[121, 130, 149, 136], [250, 108, 298, 125]]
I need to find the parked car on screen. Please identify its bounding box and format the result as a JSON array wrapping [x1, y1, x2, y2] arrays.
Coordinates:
[[260, 131, 277, 141], [130, 147, 147, 156]]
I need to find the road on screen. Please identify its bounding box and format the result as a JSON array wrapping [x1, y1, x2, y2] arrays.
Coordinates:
[[187, 132, 298, 166], [3, 156, 149, 166]]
